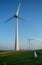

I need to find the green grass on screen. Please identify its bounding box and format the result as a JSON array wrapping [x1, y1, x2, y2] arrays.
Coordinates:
[[0, 50, 42, 65]]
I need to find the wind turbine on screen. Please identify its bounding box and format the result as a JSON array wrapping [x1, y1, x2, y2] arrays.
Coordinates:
[[4, 3, 25, 51], [27, 38, 34, 50]]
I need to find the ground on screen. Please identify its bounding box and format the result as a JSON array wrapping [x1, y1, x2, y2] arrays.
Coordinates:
[[0, 50, 42, 65]]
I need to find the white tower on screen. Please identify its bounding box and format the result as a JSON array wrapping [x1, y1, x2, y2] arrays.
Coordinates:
[[15, 18, 19, 50]]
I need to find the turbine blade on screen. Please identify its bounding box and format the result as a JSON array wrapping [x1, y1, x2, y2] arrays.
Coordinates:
[[18, 16, 26, 22], [4, 16, 14, 23], [16, 3, 21, 16]]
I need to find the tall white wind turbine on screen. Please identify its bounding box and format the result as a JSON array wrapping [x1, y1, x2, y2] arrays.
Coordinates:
[[15, 3, 20, 51], [4, 3, 25, 51]]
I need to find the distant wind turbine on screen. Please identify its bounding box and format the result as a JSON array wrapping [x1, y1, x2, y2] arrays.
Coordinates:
[[27, 38, 34, 50], [4, 3, 25, 51]]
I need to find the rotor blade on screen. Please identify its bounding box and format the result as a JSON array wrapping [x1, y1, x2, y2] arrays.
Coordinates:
[[16, 3, 21, 16], [18, 16, 26, 22], [4, 16, 14, 23], [34, 38, 42, 41]]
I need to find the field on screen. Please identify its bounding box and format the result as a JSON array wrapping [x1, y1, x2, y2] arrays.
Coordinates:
[[0, 50, 42, 65]]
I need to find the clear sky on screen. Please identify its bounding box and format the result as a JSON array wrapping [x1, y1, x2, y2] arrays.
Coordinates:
[[0, 0, 42, 50]]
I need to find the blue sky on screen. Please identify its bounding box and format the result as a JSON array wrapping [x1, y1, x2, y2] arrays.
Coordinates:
[[0, 0, 42, 50]]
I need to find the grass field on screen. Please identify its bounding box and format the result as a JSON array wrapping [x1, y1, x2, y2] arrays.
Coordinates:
[[0, 50, 42, 65]]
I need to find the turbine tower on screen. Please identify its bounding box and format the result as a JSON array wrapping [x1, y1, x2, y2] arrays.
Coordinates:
[[4, 3, 25, 51]]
